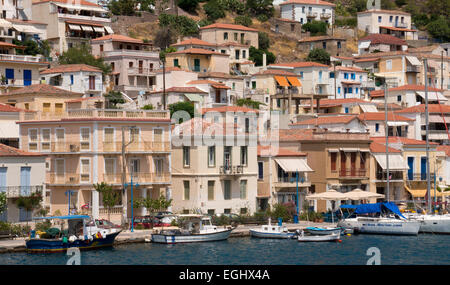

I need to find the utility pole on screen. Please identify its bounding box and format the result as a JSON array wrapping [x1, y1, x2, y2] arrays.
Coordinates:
[[384, 81, 389, 202], [424, 58, 431, 214], [121, 126, 136, 226], [163, 59, 166, 110], [441, 51, 444, 91], [334, 62, 337, 99]]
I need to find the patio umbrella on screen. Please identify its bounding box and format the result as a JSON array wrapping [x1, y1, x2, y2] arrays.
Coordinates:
[[345, 189, 385, 201], [306, 189, 349, 201]]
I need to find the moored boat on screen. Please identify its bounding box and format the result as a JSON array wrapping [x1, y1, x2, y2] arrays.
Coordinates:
[[297, 230, 341, 242], [405, 213, 450, 234], [305, 226, 343, 235], [249, 218, 296, 239]]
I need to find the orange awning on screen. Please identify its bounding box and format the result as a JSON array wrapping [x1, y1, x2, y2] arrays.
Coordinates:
[[274, 76, 290, 87], [287, 76, 301, 87]]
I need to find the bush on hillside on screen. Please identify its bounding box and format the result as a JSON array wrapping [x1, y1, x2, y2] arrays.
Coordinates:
[[234, 15, 253, 27]]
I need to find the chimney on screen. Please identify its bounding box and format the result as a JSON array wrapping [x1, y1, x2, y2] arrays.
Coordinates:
[[263, 53, 267, 69]]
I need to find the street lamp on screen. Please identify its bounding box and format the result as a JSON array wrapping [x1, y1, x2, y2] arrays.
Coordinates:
[[291, 172, 305, 224], [124, 173, 139, 232]]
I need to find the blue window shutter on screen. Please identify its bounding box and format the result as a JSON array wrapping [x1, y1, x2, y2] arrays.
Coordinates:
[[70, 75, 74, 85], [376, 123, 379, 132], [338, 87, 341, 94], [5, 69, 14, 79]]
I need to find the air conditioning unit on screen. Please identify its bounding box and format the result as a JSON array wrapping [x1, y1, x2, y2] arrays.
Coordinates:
[[70, 144, 79, 152]]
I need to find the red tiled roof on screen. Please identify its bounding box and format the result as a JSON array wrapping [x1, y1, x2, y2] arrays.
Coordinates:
[[357, 9, 410, 15], [173, 118, 247, 136], [171, 38, 216, 47], [370, 141, 401, 153], [280, 0, 335, 6], [253, 69, 300, 76], [149, 86, 207, 94], [92, 34, 145, 43], [269, 61, 329, 68], [258, 145, 307, 157], [4, 84, 83, 96], [437, 145, 450, 156], [65, 97, 104, 103], [370, 84, 443, 98], [187, 80, 222, 85], [395, 104, 450, 114], [333, 66, 366, 73], [168, 48, 228, 56], [0, 103, 33, 113], [40, 64, 101, 74], [0, 42, 19, 48], [371, 136, 439, 146], [298, 36, 345, 43], [201, 106, 259, 114], [379, 26, 417, 32], [198, 72, 241, 79], [354, 57, 380, 63], [217, 42, 249, 47], [358, 112, 414, 122], [359, 34, 407, 46], [0, 143, 46, 157], [199, 23, 258, 32], [304, 98, 372, 108], [291, 115, 359, 126]]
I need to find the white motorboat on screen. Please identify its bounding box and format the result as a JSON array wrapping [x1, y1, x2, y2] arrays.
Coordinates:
[[249, 218, 296, 239], [337, 202, 421, 235], [297, 230, 341, 242], [151, 215, 233, 244], [404, 214, 450, 234], [305, 226, 343, 235]]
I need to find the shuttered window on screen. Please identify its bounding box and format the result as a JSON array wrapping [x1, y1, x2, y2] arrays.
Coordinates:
[[41, 129, 51, 151], [80, 128, 90, 150], [28, 129, 38, 151], [208, 181, 215, 201], [240, 180, 247, 199]]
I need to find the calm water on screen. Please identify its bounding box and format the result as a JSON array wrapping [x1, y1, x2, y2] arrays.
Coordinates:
[[1, 234, 449, 265]]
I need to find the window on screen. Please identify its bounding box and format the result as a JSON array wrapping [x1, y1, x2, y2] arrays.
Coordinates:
[[104, 158, 115, 176], [234, 33, 238, 41], [224, 208, 231, 214], [300, 71, 303, 78], [224, 180, 231, 200], [344, 73, 348, 79], [183, 146, 190, 167], [28, 129, 38, 151], [173, 59, 179, 67], [338, 87, 341, 94], [240, 146, 248, 166], [375, 123, 380, 132], [397, 95, 402, 102], [360, 75, 363, 82], [242, 50, 246, 58], [401, 17, 404, 23], [389, 16, 393, 23], [208, 181, 215, 201], [240, 180, 247, 199], [129, 62, 133, 68], [130, 159, 140, 174], [89, 75, 95, 90], [240, 208, 247, 215], [43, 103, 51, 113], [302, 6, 305, 13], [360, 152, 366, 169], [130, 128, 139, 144], [232, 82, 236, 90], [183, 181, 190, 200], [154, 158, 163, 177], [290, 24, 295, 32], [258, 161, 263, 179], [348, 87, 353, 94], [224, 32, 228, 40], [344, 107, 349, 113], [322, 41, 326, 49], [356, 87, 359, 94], [103, 128, 114, 150], [378, 16, 382, 23], [41, 129, 51, 151], [235, 49, 240, 60], [351, 73, 355, 80], [208, 146, 215, 167], [80, 158, 90, 182], [80, 127, 90, 150], [330, 152, 337, 171], [55, 103, 63, 114], [330, 72, 334, 78], [70, 74, 74, 85], [386, 60, 392, 71], [207, 209, 215, 216], [337, 41, 341, 49], [252, 81, 256, 89]]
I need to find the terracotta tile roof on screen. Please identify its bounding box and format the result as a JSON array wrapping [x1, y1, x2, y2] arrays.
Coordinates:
[[359, 34, 407, 46], [332, 56, 353, 60], [370, 141, 401, 153], [33, 0, 102, 7], [437, 145, 450, 156], [395, 104, 450, 114], [200, 106, 259, 114], [268, 61, 329, 68], [279, 129, 316, 141], [333, 66, 366, 73], [149, 86, 208, 94], [280, 0, 335, 6], [291, 115, 359, 126], [198, 72, 241, 79], [370, 84, 443, 98], [298, 36, 345, 43], [355, 51, 408, 59], [40, 64, 102, 74], [253, 69, 300, 76], [0, 143, 46, 157], [0, 42, 19, 48], [92, 34, 144, 43], [173, 118, 247, 136], [375, 102, 403, 110], [169, 48, 228, 56], [217, 42, 249, 47], [65, 97, 104, 103], [0, 103, 33, 113], [354, 57, 380, 63], [357, 9, 410, 15], [357, 112, 415, 122], [199, 23, 258, 32], [371, 136, 439, 146], [187, 80, 222, 85], [4, 84, 83, 96], [304, 98, 372, 108], [379, 26, 416, 32], [171, 38, 216, 47], [408, 45, 441, 53], [258, 145, 307, 157]]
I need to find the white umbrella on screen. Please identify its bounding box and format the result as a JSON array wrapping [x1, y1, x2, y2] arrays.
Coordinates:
[[306, 189, 349, 201], [345, 189, 385, 201]]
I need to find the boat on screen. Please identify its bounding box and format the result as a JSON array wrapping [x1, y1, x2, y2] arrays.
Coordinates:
[[26, 215, 121, 253], [305, 226, 343, 235], [249, 218, 296, 239], [297, 230, 341, 242], [404, 213, 450, 234], [337, 203, 421, 235], [151, 215, 233, 244]]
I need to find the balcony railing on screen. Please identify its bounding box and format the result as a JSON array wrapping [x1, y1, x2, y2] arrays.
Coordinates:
[[47, 173, 82, 184], [406, 66, 420, 73], [58, 13, 111, 23], [99, 206, 123, 215], [407, 173, 436, 181], [376, 172, 404, 181], [394, 22, 408, 28], [102, 173, 171, 184], [274, 175, 310, 187], [0, 54, 45, 63], [103, 141, 171, 152], [128, 67, 157, 76], [0, 186, 44, 198], [306, 12, 318, 18], [320, 13, 331, 19], [219, 165, 244, 175], [20, 109, 170, 121], [339, 168, 367, 178]]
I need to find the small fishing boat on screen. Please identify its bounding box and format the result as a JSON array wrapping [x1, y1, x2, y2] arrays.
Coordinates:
[[297, 230, 341, 242], [305, 226, 343, 235], [250, 218, 296, 239], [26, 215, 121, 253], [151, 215, 233, 244]]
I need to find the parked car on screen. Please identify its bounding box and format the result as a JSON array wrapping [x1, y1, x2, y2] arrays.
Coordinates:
[[133, 216, 157, 229]]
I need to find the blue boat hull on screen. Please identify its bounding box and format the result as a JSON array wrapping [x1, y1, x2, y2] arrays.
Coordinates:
[[26, 231, 121, 253]]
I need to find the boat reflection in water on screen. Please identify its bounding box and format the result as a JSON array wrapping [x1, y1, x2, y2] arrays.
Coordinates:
[[337, 202, 421, 235], [151, 215, 233, 244]]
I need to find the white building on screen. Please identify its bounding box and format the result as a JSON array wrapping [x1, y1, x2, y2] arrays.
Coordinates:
[[40, 64, 104, 97], [357, 9, 417, 40], [279, 0, 335, 25], [329, 66, 369, 99]]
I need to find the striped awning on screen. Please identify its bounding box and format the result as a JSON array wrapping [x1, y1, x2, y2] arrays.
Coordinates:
[[287, 76, 301, 87], [373, 153, 409, 170], [274, 158, 313, 172], [416, 91, 447, 102], [274, 76, 290, 87], [81, 25, 94, 32], [104, 26, 114, 34], [93, 26, 105, 33], [68, 24, 82, 31]]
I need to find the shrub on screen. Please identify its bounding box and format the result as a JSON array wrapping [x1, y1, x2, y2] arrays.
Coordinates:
[[249, 46, 276, 66], [203, 0, 225, 21], [177, 0, 199, 13], [256, 14, 269, 22], [234, 15, 253, 27], [306, 48, 330, 65], [302, 20, 327, 36], [269, 203, 293, 222], [35, 220, 52, 232]]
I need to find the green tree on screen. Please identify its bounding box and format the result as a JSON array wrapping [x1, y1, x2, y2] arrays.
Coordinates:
[[13, 39, 50, 57], [249, 46, 276, 66], [0, 192, 6, 216], [108, 0, 137, 15], [159, 46, 177, 62], [105, 90, 125, 109], [141, 104, 154, 110], [306, 48, 330, 65], [302, 20, 327, 36], [203, 0, 225, 21], [246, 0, 274, 19], [236, 98, 265, 109], [258, 31, 270, 50], [94, 182, 121, 221], [158, 14, 199, 37], [234, 15, 253, 27], [169, 101, 195, 119], [177, 0, 199, 12], [426, 17, 450, 42], [14, 191, 43, 225], [58, 44, 112, 77]]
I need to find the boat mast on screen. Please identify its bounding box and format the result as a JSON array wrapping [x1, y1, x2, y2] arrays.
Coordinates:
[[424, 58, 431, 214], [384, 81, 390, 202]]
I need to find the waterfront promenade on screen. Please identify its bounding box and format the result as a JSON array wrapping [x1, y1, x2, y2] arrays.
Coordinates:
[[0, 221, 334, 253]]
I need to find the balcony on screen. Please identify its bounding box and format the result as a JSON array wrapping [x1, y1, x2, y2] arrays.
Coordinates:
[[306, 12, 318, 18], [219, 165, 244, 176], [103, 141, 171, 152], [1, 186, 44, 198], [274, 175, 310, 189], [20, 109, 170, 121], [128, 67, 157, 77], [339, 168, 367, 179], [0, 30, 15, 39], [102, 173, 171, 184], [406, 66, 420, 73], [394, 22, 408, 29], [376, 171, 404, 181], [320, 13, 331, 19], [0, 54, 46, 63], [103, 49, 159, 58], [407, 173, 436, 181], [58, 13, 111, 23], [47, 173, 82, 185]]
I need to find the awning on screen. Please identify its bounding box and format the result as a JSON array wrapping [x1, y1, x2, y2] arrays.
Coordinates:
[[359, 148, 370, 152], [274, 158, 313, 172], [373, 153, 409, 170], [429, 114, 447, 123], [104, 26, 114, 34], [327, 149, 339, 152], [340, 148, 358, 152], [68, 24, 82, 31], [416, 91, 447, 102], [274, 76, 290, 87], [93, 26, 105, 33], [429, 133, 450, 140], [81, 25, 94, 32], [358, 41, 371, 49], [406, 56, 421, 66], [0, 19, 12, 29], [359, 104, 378, 112], [184, 93, 204, 102], [387, 121, 409, 126], [287, 76, 301, 87], [12, 24, 42, 34]]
